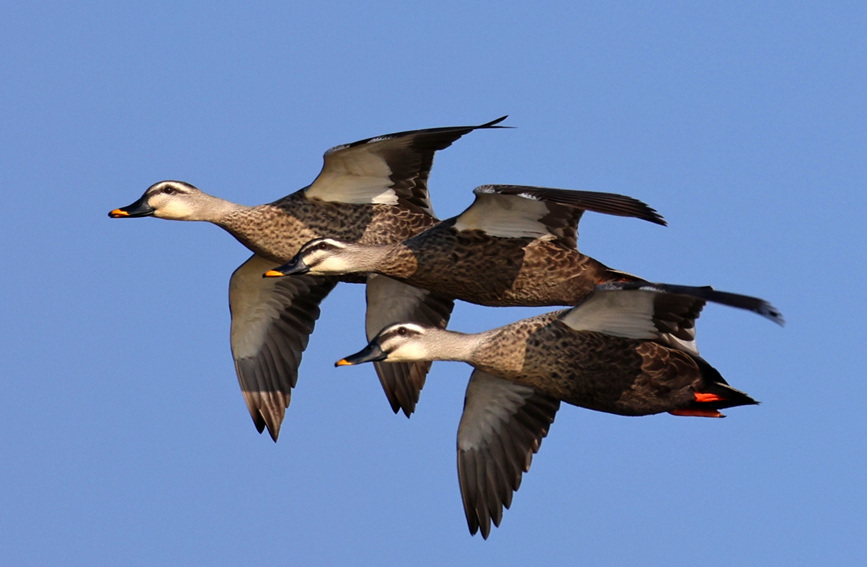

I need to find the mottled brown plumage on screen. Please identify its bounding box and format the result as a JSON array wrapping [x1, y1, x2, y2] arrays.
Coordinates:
[[476, 318, 727, 415], [271, 184, 666, 307], [337, 283, 782, 538], [375, 220, 633, 306], [108, 117, 507, 439], [220, 194, 439, 266]]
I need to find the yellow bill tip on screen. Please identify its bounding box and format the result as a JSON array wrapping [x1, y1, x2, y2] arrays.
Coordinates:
[[109, 209, 129, 217], [335, 359, 353, 367], [263, 270, 285, 278]]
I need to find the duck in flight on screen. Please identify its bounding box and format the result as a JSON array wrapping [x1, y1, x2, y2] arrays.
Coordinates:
[[336, 282, 784, 538], [263, 184, 671, 417], [108, 117, 508, 440], [265, 183, 667, 308]]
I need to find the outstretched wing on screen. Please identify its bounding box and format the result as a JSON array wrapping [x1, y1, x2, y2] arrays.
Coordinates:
[[457, 370, 560, 538], [365, 274, 454, 415], [229, 254, 338, 440], [560, 281, 783, 354], [305, 117, 509, 216], [453, 184, 665, 249], [596, 281, 784, 326]]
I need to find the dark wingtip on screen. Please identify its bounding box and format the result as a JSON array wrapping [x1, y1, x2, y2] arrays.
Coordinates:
[[258, 415, 281, 442], [646, 208, 668, 227], [480, 115, 513, 129], [700, 288, 785, 326], [477, 185, 666, 226], [622, 196, 666, 226], [386, 397, 401, 414], [757, 303, 786, 327], [595, 281, 785, 326]]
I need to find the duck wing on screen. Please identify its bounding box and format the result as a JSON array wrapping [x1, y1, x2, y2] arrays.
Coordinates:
[[453, 184, 665, 249], [229, 254, 338, 441], [365, 274, 454, 415], [304, 117, 509, 216], [560, 281, 783, 355], [596, 281, 784, 326], [457, 370, 560, 538]]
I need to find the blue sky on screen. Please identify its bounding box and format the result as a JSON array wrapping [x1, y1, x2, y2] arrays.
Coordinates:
[[1, 2, 864, 565]]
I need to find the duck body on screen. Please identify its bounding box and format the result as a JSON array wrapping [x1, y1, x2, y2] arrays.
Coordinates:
[[273, 184, 664, 307], [109, 117, 508, 439], [471, 312, 748, 417], [220, 190, 438, 265], [376, 219, 640, 306], [337, 283, 780, 537]]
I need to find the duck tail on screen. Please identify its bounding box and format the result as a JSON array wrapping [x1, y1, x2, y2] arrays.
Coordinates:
[[669, 357, 758, 418]]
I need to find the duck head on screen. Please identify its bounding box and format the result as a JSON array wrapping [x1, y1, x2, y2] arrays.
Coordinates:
[[264, 237, 381, 277], [109, 180, 223, 221], [336, 323, 433, 366]]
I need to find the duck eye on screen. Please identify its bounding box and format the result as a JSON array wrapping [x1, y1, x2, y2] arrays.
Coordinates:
[[162, 186, 177, 195], [397, 327, 407, 336]]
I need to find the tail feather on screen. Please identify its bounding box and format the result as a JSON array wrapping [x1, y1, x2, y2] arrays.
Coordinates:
[[691, 356, 758, 410]]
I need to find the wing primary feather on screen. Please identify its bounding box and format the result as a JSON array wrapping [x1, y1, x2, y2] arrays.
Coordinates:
[[230, 255, 337, 441], [595, 281, 784, 325], [474, 184, 667, 226], [457, 372, 559, 538]]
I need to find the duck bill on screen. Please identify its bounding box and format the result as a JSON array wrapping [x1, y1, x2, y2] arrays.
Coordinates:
[[108, 195, 155, 218], [264, 257, 309, 277], [335, 343, 388, 366]]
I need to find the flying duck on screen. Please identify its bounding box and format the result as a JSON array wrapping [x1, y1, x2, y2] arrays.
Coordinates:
[[265, 184, 666, 307], [108, 117, 508, 440], [336, 282, 784, 537]]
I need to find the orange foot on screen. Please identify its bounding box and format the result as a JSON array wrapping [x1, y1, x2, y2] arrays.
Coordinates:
[[669, 408, 725, 418]]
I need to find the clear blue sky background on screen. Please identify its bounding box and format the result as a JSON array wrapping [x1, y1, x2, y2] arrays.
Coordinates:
[[1, 2, 864, 565]]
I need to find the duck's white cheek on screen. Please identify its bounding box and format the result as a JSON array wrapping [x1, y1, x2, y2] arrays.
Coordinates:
[[311, 256, 347, 274], [391, 342, 427, 361], [154, 201, 194, 220], [328, 257, 352, 272]]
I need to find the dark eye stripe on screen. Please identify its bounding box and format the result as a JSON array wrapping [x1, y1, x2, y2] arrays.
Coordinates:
[[155, 185, 184, 196], [304, 240, 339, 253], [385, 326, 418, 341]]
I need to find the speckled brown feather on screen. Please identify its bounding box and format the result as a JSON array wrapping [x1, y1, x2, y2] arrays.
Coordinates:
[[376, 219, 641, 306], [470, 315, 753, 417], [218, 196, 446, 430], [112, 118, 504, 440], [346, 284, 769, 538], [220, 192, 439, 264]]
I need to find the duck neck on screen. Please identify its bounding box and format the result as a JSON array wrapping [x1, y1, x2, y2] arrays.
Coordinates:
[[190, 195, 247, 224], [422, 328, 486, 364], [213, 203, 297, 261], [334, 243, 413, 277]]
